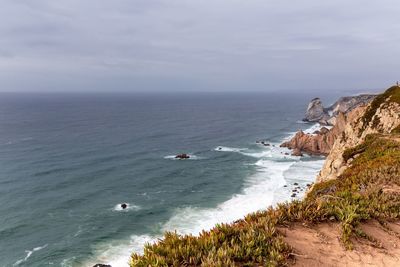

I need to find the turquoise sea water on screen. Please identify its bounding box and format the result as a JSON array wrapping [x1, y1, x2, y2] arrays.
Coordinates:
[[0, 92, 338, 266]]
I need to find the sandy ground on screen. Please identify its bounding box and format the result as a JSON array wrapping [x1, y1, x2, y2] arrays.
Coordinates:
[[278, 220, 400, 267]]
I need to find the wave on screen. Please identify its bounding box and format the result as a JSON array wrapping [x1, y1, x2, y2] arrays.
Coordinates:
[[3, 137, 34, 146], [13, 244, 48, 266], [85, 235, 155, 267], [302, 123, 322, 134], [214, 146, 247, 152]]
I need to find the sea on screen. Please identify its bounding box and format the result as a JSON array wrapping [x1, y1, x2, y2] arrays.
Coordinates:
[[0, 91, 343, 266]]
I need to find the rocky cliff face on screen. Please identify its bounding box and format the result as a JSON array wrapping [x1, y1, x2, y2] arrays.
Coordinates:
[[283, 94, 375, 156], [303, 94, 375, 125], [283, 86, 400, 179], [281, 111, 350, 156], [317, 86, 400, 182]]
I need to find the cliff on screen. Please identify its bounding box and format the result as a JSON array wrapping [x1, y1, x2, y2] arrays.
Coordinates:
[[303, 94, 375, 125], [318, 86, 400, 182], [281, 105, 367, 156]]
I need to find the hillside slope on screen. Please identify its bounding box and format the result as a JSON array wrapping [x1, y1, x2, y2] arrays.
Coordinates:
[[129, 86, 400, 267]]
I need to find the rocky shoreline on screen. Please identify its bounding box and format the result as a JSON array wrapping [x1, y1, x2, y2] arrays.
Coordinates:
[[281, 93, 376, 157]]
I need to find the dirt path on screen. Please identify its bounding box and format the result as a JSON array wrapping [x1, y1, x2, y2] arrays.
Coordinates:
[[278, 220, 400, 267]]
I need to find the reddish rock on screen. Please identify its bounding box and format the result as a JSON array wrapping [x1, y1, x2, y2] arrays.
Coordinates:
[[292, 148, 303, 157], [280, 114, 348, 156]]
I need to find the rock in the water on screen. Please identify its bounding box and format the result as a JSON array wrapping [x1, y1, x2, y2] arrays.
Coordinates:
[[294, 182, 299, 185], [292, 148, 303, 157], [93, 264, 112, 267], [303, 98, 328, 123], [121, 203, 127, 209], [175, 153, 190, 159], [291, 193, 296, 198]]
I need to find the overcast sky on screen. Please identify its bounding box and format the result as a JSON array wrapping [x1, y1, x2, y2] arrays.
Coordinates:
[[1, 0, 400, 92]]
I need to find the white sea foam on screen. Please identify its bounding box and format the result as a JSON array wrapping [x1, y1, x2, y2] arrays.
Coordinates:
[[303, 123, 322, 134], [86, 235, 155, 267], [113, 203, 141, 212], [214, 146, 247, 152], [13, 244, 48, 266]]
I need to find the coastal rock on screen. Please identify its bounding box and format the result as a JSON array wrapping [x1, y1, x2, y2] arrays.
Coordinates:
[[93, 264, 112, 267], [329, 94, 376, 118], [175, 153, 190, 159], [303, 94, 375, 125], [303, 98, 328, 123], [282, 94, 376, 156], [292, 148, 303, 157], [280, 127, 336, 156]]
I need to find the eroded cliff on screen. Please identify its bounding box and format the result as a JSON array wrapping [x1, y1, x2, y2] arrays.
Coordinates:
[[317, 86, 400, 182]]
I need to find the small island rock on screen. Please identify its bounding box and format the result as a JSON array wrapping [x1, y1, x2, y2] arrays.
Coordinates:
[[175, 153, 190, 159]]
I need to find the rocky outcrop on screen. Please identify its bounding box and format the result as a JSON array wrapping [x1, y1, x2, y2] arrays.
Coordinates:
[[281, 130, 332, 155], [175, 153, 190, 159], [281, 112, 349, 155], [283, 93, 376, 156], [304, 98, 329, 123], [283, 87, 400, 178], [317, 86, 400, 182], [303, 94, 375, 125]]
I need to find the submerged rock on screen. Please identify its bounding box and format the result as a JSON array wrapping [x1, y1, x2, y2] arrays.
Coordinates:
[[175, 153, 190, 159]]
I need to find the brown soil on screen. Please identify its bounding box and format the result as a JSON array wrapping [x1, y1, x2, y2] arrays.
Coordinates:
[[278, 220, 400, 267]]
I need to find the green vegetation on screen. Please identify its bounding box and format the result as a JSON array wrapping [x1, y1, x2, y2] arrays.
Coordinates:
[[130, 133, 400, 266], [360, 86, 400, 132]]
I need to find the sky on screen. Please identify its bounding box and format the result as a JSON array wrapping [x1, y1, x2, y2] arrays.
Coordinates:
[[0, 0, 400, 93]]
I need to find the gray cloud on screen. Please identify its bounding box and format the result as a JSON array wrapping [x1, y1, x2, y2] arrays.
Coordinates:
[[0, 0, 400, 92]]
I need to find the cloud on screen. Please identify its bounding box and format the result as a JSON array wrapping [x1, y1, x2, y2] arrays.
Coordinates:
[[0, 0, 400, 92]]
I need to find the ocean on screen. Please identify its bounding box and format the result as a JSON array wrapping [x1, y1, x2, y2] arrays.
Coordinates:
[[0, 91, 339, 266]]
